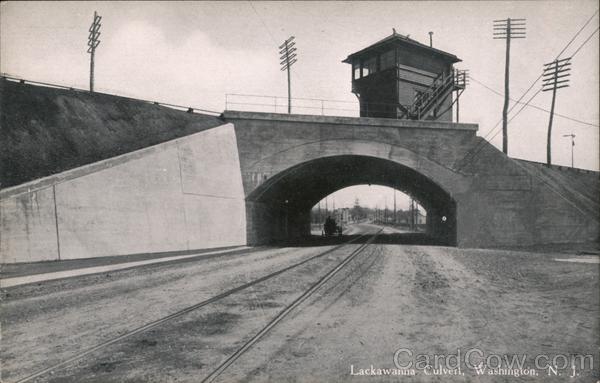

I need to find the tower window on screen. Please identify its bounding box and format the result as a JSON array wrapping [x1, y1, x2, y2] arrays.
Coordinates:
[[353, 61, 361, 79], [362, 57, 377, 77]]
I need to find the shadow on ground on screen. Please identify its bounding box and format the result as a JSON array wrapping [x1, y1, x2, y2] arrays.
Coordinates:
[[276, 233, 448, 247]]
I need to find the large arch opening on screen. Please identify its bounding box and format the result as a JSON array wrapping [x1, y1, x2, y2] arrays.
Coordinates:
[[246, 155, 457, 246]]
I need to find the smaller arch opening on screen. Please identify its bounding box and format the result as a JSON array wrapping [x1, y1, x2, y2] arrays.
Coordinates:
[[307, 185, 448, 246]]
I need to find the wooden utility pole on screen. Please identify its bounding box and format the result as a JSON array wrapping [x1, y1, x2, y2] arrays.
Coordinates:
[[279, 36, 297, 114], [88, 11, 102, 92], [393, 189, 397, 224], [546, 76, 557, 165], [493, 18, 526, 154], [501, 19, 511, 154], [563, 133, 576, 167], [409, 199, 415, 231], [384, 196, 387, 224], [542, 58, 571, 166]]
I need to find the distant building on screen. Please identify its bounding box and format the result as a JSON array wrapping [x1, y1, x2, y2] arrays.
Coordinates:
[[343, 31, 463, 121], [335, 208, 351, 224]]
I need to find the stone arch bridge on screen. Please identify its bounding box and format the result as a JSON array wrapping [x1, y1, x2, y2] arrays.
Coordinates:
[[225, 111, 598, 248]]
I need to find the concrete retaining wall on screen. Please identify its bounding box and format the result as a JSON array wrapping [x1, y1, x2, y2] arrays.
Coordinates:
[[1, 124, 246, 263], [459, 142, 599, 247]]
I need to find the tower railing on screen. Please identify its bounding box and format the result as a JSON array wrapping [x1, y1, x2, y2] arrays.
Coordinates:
[[410, 69, 463, 120]]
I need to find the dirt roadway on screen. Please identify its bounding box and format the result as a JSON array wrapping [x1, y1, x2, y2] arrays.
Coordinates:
[[1, 230, 599, 382], [219, 245, 599, 382]]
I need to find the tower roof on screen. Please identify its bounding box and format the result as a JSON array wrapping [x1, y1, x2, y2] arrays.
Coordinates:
[[342, 31, 461, 64]]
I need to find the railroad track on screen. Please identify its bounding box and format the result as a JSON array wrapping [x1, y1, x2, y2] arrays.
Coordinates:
[[15, 230, 381, 383], [201, 229, 381, 383]]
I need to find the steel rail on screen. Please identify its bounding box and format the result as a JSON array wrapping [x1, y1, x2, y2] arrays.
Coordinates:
[[14, 233, 371, 383], [201, 229, 382, 383]]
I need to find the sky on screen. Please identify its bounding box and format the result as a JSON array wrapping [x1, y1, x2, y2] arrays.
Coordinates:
[[320, 185, 416, 212], [1, 1, 598, 210]]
